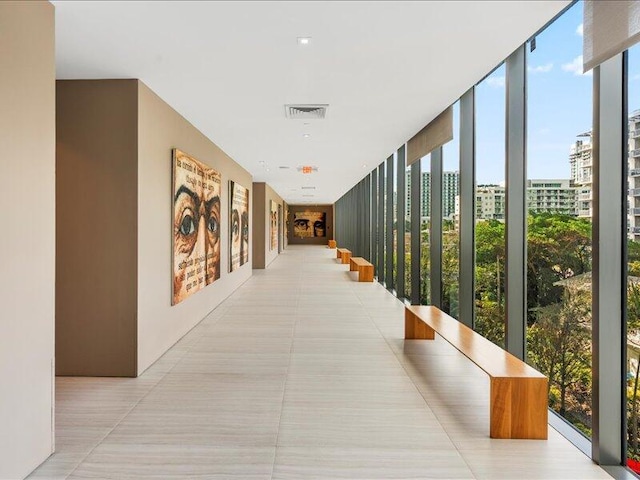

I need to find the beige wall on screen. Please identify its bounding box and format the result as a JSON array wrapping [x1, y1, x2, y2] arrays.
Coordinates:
[[0, 2, 55, 477], [56, 80, 138, 377], [288, 204, 334, 245], [252, 183, 267, 268], [55, 80, 253, 377], [137, 82, 253, 373], [252, 182, 284, 268]]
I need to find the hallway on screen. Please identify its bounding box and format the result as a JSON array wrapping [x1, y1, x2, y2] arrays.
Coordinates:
[[30, 246, 611, 479]]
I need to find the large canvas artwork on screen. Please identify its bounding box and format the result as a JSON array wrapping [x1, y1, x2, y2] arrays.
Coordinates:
[[270, 200, 278, 251], [293, 211, 326, 238], [172, 149, 221, 305], [229, 181, 249, 271]]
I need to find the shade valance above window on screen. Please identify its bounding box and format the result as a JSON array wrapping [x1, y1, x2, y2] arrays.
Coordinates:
[[407, 106, 453, 166], [583, 0, 640, 72]]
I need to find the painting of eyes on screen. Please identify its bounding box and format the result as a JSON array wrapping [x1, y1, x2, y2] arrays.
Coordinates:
[[293, 211, 326, 238], [229, 180, 249, 272], [172, 149, 221, 305]]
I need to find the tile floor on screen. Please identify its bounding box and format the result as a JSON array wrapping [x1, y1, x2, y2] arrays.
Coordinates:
[[28, 245, 612, 479]]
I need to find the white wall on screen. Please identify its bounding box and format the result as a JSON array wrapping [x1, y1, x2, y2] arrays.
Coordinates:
[[137, 82, 253, 373], [0, 1, 55, 477]]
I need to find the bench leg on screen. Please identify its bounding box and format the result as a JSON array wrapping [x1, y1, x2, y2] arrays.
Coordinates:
[[404, 309, 435, 340], [490, 377, 548, 439], [358, 265, 373, 282]]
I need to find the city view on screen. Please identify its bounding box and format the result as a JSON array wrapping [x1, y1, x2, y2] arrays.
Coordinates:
[[392, 1, 640, 469]]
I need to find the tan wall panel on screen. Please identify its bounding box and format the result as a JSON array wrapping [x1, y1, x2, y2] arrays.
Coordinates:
[[0, 2, 55, 477], [56, 80, 139, 377], [252, 183, 267, 268], [137, 82, 253, 374]]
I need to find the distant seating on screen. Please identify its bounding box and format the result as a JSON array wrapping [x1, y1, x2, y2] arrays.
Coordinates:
[[336, 248, 351, 264], [328, 239, 337, 248], [349, 257, 374, 282], [405, 305, 548, 440]]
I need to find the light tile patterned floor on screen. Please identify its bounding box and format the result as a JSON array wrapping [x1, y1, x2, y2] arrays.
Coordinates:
[[28, 245, 612, 479]]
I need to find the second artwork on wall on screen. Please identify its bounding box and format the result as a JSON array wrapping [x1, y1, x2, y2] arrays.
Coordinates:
[[229, 180, 249, 272]]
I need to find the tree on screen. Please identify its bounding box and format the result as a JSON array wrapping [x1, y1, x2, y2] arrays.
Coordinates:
[[475, 220, 506, 346], [527, 286, 592, 433], [526, 213, 591, 324]]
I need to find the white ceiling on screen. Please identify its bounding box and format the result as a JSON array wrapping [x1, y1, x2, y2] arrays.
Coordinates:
[[53, 0, 570, 205]]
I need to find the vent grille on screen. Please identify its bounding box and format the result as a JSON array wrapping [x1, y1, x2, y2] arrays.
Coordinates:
[[301, 186, 316, 190], [285, 104, 328, 120]]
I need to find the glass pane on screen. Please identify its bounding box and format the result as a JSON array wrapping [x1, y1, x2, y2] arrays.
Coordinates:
[[420, 155, 431, 304], [443, 101, 460, 318], [627, 43, 640, 471], [475, 64, 506, 347], [393, 153, 398, 291], [405, 163, 412, 300], [379, 163, 385, 283], [526, 0, 592, 439]]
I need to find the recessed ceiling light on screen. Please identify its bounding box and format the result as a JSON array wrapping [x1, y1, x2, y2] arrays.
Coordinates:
[[297, 37, 311, 45], [362, 164, 367, 168], [303, 133, 311, 138]]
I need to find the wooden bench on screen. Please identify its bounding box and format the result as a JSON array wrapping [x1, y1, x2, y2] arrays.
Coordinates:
[[328, 239, 337, 248], [349, 257, 374, 282], [336, 248, 351, 264], [405, 305, 548, 440]]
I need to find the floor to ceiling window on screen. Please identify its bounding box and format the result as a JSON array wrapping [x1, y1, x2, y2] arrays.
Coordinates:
[[627, 43, 640, 472], [378, 162, 386, 284], [405, 162, 412, 301], [442, 101, 460, 318], [474, 65, 506, 347], [392, 152, 398, 291], [420, 154, 431, 304], [525, 0, 593, 438]]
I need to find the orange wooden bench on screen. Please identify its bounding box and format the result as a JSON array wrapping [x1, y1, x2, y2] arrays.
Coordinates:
[[328, 239, 337, 248], [405, 305, 548, 440], [349, 257, 374, 282], [336, 248, 351, 264]]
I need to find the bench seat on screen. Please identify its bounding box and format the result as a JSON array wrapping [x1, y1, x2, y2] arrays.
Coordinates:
[[349, 257, 374, 282], [336, 248, 351, 264], [405, 305, 548, 440]]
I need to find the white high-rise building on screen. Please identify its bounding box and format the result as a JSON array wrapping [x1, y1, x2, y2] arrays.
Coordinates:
[[569, 133, 593, 218], [405, 170, 459, 223], [526, 179, 577, 216]]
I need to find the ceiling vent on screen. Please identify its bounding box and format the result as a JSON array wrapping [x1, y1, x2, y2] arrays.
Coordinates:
[[301, 186, 316, 190], [285, 104, 328, 120]]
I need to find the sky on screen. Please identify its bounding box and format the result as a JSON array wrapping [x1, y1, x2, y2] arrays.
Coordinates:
[[428, 1, 640, 185]]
